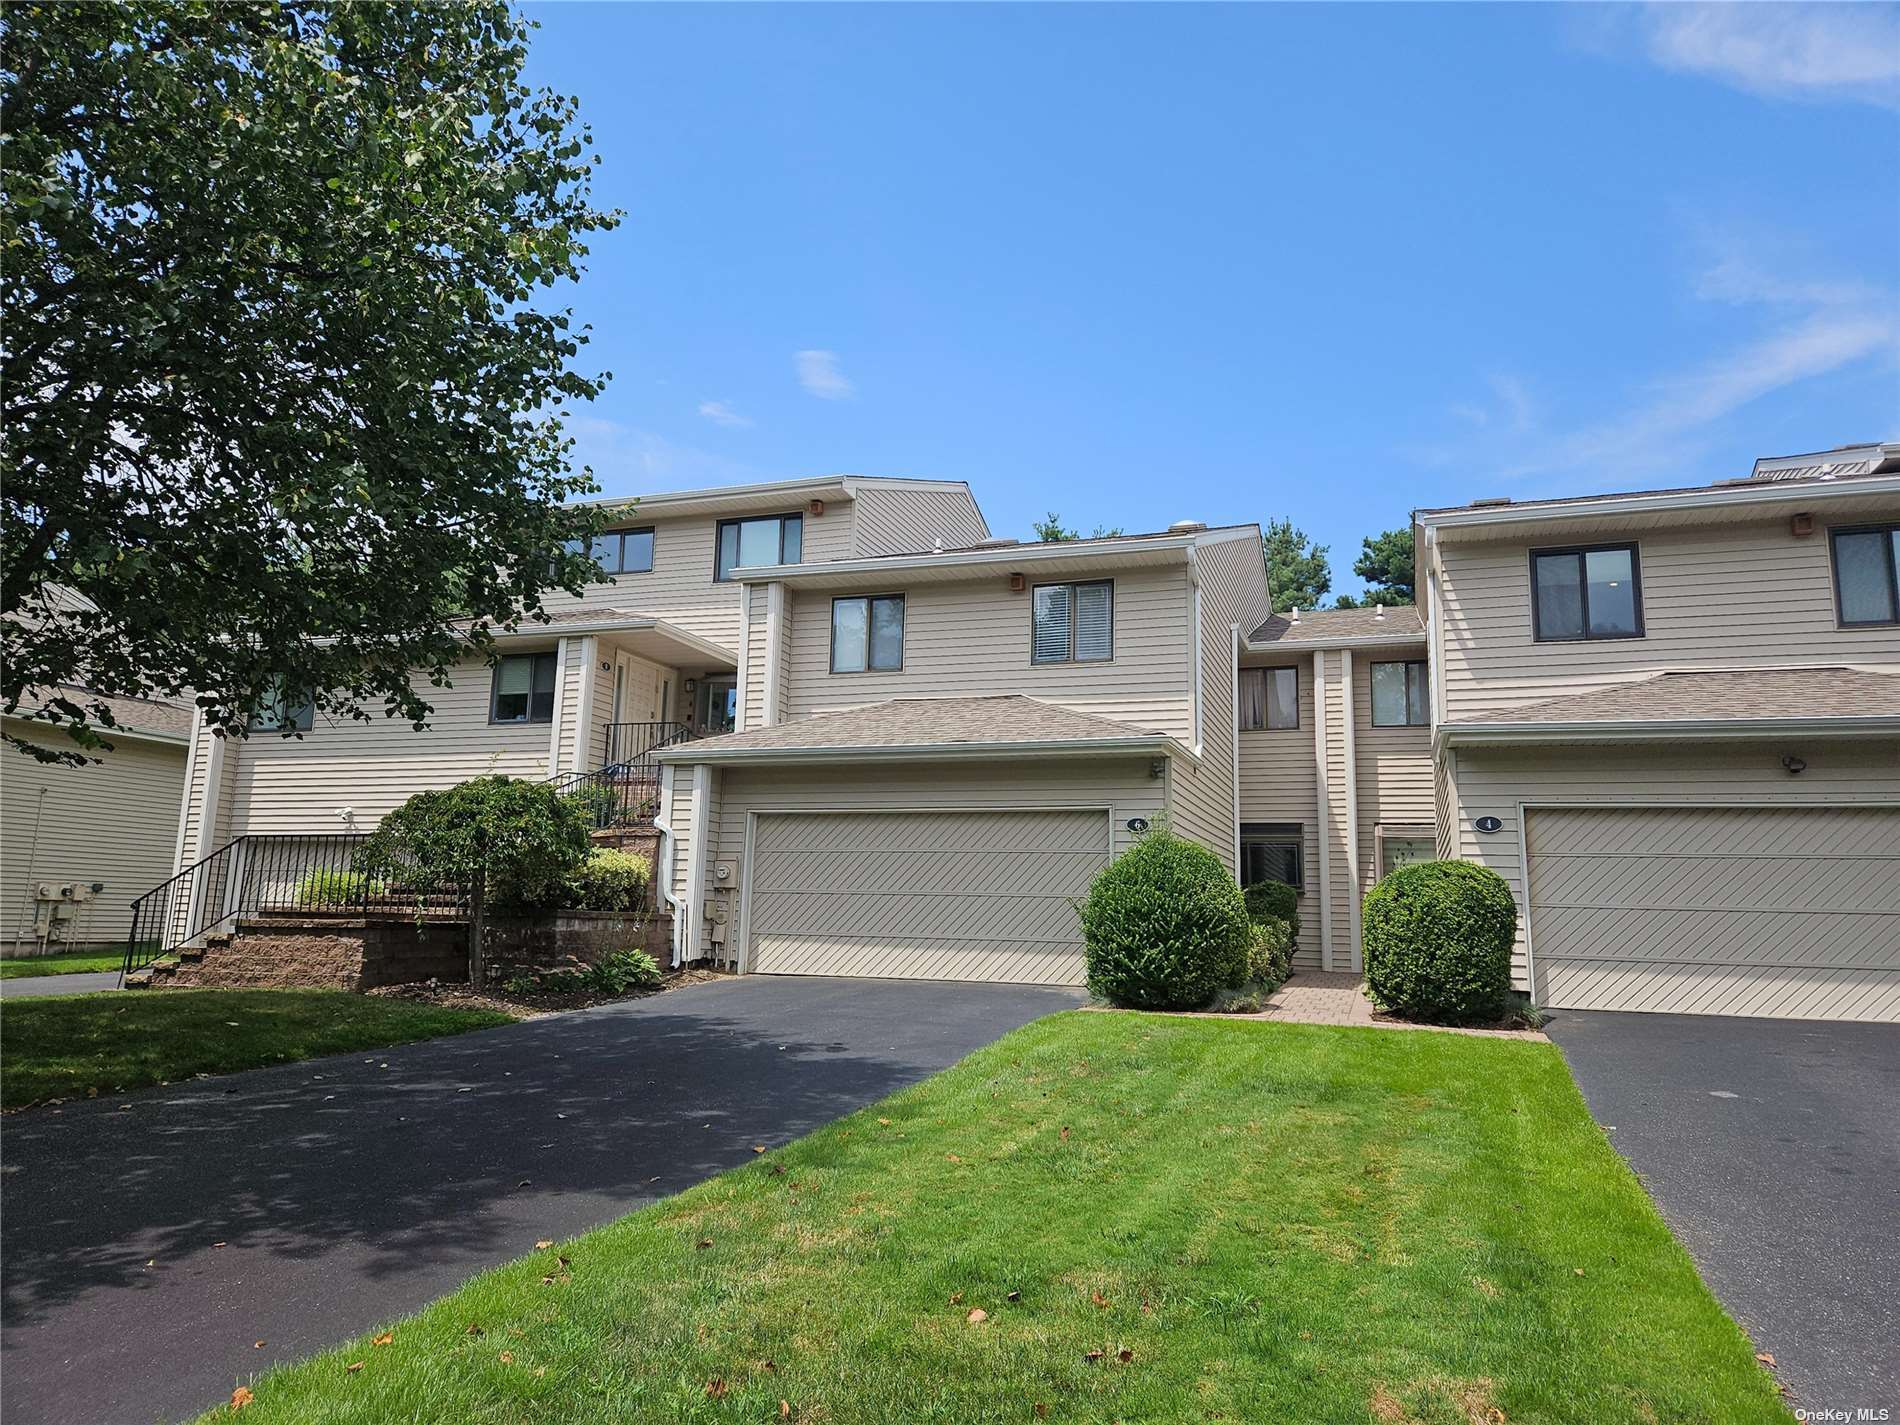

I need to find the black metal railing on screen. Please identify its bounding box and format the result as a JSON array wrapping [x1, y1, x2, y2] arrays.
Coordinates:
[[122, 833, 466, 981], [554, 721, 695, 829]]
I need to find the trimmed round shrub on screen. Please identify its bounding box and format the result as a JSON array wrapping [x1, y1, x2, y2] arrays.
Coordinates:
[[564, 848, 652, 911], [1247, 917, 1293, 989], [1242, 879, 1301, 940], [1079, 831, 1250, 1009], [1362, 860, 1517, 1024]]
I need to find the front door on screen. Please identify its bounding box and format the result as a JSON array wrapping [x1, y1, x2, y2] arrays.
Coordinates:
[[697, 676, 737, 735]]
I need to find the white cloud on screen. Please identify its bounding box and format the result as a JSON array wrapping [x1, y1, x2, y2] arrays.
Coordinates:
[[1424, 242, 1900, 484], [1637, 2, 1900, 109], [696, 399, 752, 428], [794, 349, 856, 401]]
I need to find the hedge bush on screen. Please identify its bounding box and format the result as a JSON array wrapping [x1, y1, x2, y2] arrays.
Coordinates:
[[564, 848, 651, 911], [1242, 879, 1301, 941], [1079, 830, 1250, 1010], [1246, 917, 1294, 990], [1362, 859, 1517, 1024], [294, 867, 384, 907]]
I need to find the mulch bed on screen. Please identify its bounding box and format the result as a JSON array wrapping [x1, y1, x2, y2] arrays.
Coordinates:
[[365, 966, 728, 1019]]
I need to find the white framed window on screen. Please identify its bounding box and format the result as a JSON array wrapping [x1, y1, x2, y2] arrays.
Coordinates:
[[1241, 666, 1299, 730], [490, 651, 558, 724], [831, 594, 905, 673], [1031, 580, 1113, 664]]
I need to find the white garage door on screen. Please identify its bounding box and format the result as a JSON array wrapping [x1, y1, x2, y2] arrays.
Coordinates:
[[746, 808, 1109, 985], [1528, 806, 1900, 1022]]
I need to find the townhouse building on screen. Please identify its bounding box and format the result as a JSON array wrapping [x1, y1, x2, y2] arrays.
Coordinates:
[[162, 443, 1900, 1021]]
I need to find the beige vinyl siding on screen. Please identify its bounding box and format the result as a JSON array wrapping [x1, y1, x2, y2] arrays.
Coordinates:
[[741, 588, 770, 731], [1437, 515, 1900, 721], [849, 485, 989, 556], [1353, 651, 1435, 887], [1434, 750, 1458, 859], [1, 721, 190, 947], [1525, 805, 1898, 1020], [1451, 738, 1900, 991], [780, 565, 1195, 740], [1166, 537, 1264, 873], [538, 504, 856, 656], [225, 654, 559, 835], [1237, 654, 1321, 968], [682, 756, 1166, 964], [550, 637, 584, 777]]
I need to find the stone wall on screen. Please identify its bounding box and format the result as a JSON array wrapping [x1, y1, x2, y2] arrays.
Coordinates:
[[161, 917, 469, 991], [483, 908, 672, 976], [151, 908, 674, 991]]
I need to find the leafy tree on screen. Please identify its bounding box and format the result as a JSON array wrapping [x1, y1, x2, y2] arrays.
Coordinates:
[[2, 2, 620, 763], [356, 775, 593, 982], [1031, 513, 1123, 542], [1352, 527, 1416, 606], [1261, 518, 1331, 612]]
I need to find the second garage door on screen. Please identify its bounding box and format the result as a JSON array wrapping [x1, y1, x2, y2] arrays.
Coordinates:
[[745, 808, 1109, 985], [1527, 805, 1900, 1021]]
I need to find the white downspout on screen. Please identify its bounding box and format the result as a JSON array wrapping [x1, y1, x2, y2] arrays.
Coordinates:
[[1312, 651, 1332, 972], [763, 582, 785, 728], [1341, 650, 1363, 972], [654, 761, 685, 966], [1229, 624, 1242, 875]]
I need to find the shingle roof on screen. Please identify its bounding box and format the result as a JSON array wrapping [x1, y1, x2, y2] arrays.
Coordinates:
[[1454, 668, 1900, 726], [18, 686, 196, 741], [1250, 605, 1423, 644], [660, 695, 1168, 758]]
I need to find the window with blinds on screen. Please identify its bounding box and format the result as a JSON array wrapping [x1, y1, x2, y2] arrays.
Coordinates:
[[1031, 580, 1113, 664], [1240, 666, 1299, 730]]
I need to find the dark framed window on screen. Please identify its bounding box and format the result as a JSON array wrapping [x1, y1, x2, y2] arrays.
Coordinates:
[[715, 514, 803, 581], [1529, 542, 1644, 641], [565, 527, 654, 575], [1240, 666, 1299, 730], [1370, 660, 1429, 726], [1031, 579, 1114, 664], [490, 651, 558, 724], [1830, 524, 1900, 627], [1240, 823, 1304, 891], [831, 594, 905, 673], [247, 680, 313, 732]]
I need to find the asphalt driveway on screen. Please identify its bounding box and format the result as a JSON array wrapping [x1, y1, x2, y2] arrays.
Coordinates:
[[1547, 1009, 1900, 1411], [0, 975, 1082, 1425]]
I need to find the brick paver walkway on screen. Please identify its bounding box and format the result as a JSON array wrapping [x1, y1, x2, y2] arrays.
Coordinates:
[[1260, 970, 1545, 1040]]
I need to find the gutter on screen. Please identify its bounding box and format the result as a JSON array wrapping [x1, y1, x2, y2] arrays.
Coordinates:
[[1437, 715, 1900, 750], [1244, 630, 1427, 652], [733, 535, 1204, 583], [654, 734, 1195, 769], [1418, 473, 1900, 532]]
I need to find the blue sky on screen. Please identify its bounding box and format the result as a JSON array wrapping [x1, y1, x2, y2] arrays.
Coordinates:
[[524, 2, 1900, 601]]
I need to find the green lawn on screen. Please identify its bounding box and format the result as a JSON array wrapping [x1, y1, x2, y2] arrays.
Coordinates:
[[200, 1013, 1785, 1424], [0, 989, 514, 1110], [0, 948, 126, 979]]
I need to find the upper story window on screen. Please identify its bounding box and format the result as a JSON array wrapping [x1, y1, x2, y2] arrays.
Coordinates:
[[568, 528, 655, 575], [491, 651, 557, 724], [1831, 524, 1900, 627], [1240, 666, 1299, 730], [247, 679, 313, 732], [716, 514, 802, 581], [1031, 580, 1113, 664], [1370, 660, 1429, 726], [1530, 543, 1643, 641], [831, 594, 905, 673]]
